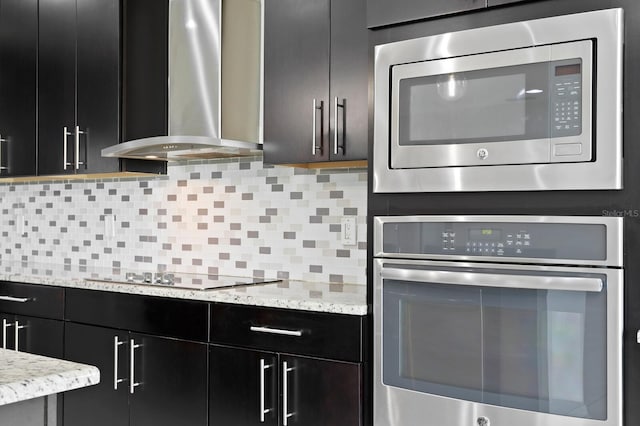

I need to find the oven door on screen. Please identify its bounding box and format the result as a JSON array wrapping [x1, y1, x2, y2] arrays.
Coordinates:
[[373, 259, 623, 426], [390, 40, 593, 169]]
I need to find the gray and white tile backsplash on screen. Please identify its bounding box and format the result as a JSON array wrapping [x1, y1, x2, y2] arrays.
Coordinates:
[[0, 158, 367, 285]]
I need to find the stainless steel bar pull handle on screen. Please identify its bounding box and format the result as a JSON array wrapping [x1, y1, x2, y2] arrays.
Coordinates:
[[380, 267, 604, 293], [75, 126, 86, 170], [250, 326, 303, 337], [129, 339, 142, 394], [14, 321, 25, 352], [0, 296, 30, 303], [259, 358, 273, 423], [312, 99, 324, 155], [0, 135, 8, 172], [333, 97, 345, 155], [113, 337, 126, 390], [63, 127, 73, 170], [282, 361, 295, 426], [2, 319, 12, 349]]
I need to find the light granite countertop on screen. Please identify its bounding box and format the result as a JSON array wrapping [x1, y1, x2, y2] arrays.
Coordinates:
[[0, 349, 99, 406], [0, 262, 368, 315]]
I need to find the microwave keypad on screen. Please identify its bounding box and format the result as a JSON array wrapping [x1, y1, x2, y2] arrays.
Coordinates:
[[551, 74, 582, 137]]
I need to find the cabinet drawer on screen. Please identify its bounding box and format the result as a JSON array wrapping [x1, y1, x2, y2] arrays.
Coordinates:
[[0, 282, 64, 319], [210, 304, 365, 362], [65, 288, 209, 342]]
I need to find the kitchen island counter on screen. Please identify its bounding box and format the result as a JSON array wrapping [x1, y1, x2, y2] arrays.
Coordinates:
[[0, 348, 99, 406]]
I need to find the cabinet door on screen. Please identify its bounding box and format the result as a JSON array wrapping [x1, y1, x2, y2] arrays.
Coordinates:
[[76, 0, 120, 173], [15, 315, 63, 358], [64, 323, 129, 426], [0, 313, 14, 350], [210, 345, 278, 426], [129, 333, 208, 426], [366, 0, 485, 28], [329, 0, 368, 162], [38, 0, 77, 176], [281, 355, 362, 426], [0, 0, 37, 177], [263, 0, 330, 164]]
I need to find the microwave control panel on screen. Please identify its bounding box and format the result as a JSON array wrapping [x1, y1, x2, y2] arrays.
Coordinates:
[[550, 60, 582, 137], [382, 221, 606, 261]]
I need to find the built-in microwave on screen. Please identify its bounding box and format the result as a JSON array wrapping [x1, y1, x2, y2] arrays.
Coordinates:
[[373, 9, 623, 193]]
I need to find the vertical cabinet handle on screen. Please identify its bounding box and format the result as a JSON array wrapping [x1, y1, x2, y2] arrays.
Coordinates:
[[0, 135, 7, 172], [312, 99, 324, 156], [333, 97, 345, 155], [282, 361, 295, 426], [129, 339, 142, 394], [63, 127, 73, 170], [14, 321, 25, 352], [2, 319, 13, 349], [113, 337, 126, 390], [75, 126, 86, 170], [259, 358, 273, 423]]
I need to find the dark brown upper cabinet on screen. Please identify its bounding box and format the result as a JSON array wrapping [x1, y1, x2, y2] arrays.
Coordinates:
[[366, 0, 486, 28], [263, 0, 368, 165], [0, 0, 37, 177], [38, 0, 120, 176]]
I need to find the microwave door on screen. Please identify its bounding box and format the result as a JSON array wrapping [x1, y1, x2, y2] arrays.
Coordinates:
[[389, 40, 593, 169]]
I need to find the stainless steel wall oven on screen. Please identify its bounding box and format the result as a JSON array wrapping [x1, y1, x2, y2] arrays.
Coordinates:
[[373, 216, 623, 426], [373, 9, 623, 192]]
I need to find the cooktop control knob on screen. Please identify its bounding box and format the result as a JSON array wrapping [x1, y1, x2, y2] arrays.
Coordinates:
[[477, 417, 490, 426]]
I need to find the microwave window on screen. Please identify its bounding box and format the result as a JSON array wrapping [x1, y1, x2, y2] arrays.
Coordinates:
[[396, 61, 574, 146]]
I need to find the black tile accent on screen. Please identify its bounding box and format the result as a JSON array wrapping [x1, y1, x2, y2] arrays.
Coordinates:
[[344, 207, 358, 215], [259, 247, 271, 254], [283, 232, 296, 239], [316, 208, 330, 216], [309, 265, 323, 273], [309, 216, 322, 224], [290, 192, 303, 200], [303, 240, 316, 248], [337, 250, 350, 258], [330, 191, 344, 199], [271, 184, 284, 192]]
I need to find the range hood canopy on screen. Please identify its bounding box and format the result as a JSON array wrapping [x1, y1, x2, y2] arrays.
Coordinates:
[[103, 0, 263, 162], [101, 136, 263, 161]]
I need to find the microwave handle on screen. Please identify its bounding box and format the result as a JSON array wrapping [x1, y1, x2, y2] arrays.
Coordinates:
[[380, 267, 603, 292]]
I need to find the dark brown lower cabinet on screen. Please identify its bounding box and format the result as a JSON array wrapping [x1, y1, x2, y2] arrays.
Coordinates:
[[0, 313, 63, 358], [210, 345, 363, 426], [64, 322, 208, 426]]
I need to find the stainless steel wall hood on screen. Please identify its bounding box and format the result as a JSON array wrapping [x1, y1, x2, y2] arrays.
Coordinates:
[[102, 0, 263, 161]]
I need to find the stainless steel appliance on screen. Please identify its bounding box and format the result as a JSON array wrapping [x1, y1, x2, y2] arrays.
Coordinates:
[[102, 0, 264, 161], [373, 9, 623, 192], [373, 215, 623, 426]]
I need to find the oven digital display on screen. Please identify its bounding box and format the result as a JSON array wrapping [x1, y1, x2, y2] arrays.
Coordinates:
[[469, 228, 502, 241], [555, 63, 581, 76]]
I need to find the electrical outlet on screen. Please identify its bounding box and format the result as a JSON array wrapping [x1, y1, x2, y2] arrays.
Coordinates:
[[17, 215, 26, 236], [341, 217, 357, 246], [104, 215, 116, 239]]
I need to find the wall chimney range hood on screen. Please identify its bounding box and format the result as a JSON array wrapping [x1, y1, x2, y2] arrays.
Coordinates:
[[102, 0, 263, 161]]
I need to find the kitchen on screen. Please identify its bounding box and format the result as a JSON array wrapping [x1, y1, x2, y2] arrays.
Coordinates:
[[0, 1, 636, 426]]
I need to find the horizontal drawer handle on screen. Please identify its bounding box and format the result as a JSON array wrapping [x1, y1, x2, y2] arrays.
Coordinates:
[[0, 295, 31, 303], [250, 326, 303, 337]]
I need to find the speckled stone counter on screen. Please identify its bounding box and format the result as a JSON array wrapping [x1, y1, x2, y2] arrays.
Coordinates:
[[0, 262, 368, 315], [0, 349, 99, 406]]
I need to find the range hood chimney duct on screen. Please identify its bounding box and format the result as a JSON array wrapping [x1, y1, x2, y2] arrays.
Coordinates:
[[102, 0, 263, 161]]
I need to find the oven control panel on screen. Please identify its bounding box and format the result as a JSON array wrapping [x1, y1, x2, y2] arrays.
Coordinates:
[[382, 220, 607, 261]]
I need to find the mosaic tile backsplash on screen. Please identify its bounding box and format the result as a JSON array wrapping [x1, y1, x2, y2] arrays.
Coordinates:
[[0, 158, 367, 285]]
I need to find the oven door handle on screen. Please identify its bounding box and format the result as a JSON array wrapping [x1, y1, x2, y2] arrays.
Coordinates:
[[380, 267, 603, 292]]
